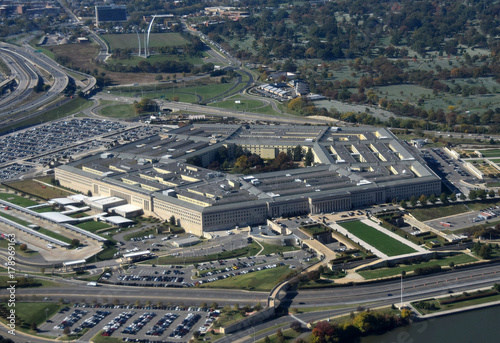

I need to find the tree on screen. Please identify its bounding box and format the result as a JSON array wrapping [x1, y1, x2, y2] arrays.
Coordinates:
[[401, 308, 412, 320], [264, 336, 271, 343], [399, 199, 407, 208], [429, 193, 437, 204], [449, 193, 457, 202], [63, 327, 70, 335], [477, 189, 487, 200], [155, 74, 163, 81], [460, 193, 466, 201], [440, 192, 448, 204], [290, 321, 302, 332], [19, 244, 27, 251], [70, 239, 80, 248], [210, 302, 219, 310], [449, 261, 455, 268], [30, 322, 37, 332], [419, 194, 428, 206], [410, 195, 417, 207], [169, 215, 176, 226], [468, 190, 478, 200], [305, 148, 314, 166], [276, 328, 284, 343], [293, 145, 304, 161], [489, 189, 496, 198]]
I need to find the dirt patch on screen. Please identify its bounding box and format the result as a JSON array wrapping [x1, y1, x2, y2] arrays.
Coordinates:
[[5, 179, 74, 200], [47, 44, 160, 85]]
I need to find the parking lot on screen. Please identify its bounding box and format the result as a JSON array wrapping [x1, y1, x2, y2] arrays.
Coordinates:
[[424, 148, 474, 181], [39, 303, 213, 342], [426, 205, 500, 232], [0, 119, 164, 181], [104, 249, 311, 288]]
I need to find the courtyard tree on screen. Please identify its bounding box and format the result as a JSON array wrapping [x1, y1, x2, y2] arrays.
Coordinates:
[[429, 193, 437, 204], [410, 195, 417, 207], [419, 194, 428, 206], [305, 148, 314, 166], [440, 192, 448, 204]]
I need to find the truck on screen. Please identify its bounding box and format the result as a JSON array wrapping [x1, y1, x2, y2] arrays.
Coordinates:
[[87, 282, 98, 287]]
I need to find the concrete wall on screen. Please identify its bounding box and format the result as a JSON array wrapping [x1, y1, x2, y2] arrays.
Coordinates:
[[221, 307, 276, 334]]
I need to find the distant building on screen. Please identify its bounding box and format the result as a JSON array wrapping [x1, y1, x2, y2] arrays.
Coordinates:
[[95, 4, 127, 27]]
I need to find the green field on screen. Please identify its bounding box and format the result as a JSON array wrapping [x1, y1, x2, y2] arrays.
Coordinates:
[[412, 292, 500, 315], [0, 193, 38, 207], [0, 302, 63, 331], [478, 149, 500, 158], [76, 221, 111, 233], [37, 227, 72, 244], [0, 211, 32, 226], [101, 33, 189, 50], [107, 54, 205, 67], [146, 82, 237, 103], [409, 203, 471, 221], [358, 254, 478, 279], [339, 221, 416, 256], [199, 265, 293, 291], [208, 97, 268, 111], [99, 103, 137, 118]]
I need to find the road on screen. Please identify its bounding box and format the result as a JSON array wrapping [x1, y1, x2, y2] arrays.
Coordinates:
[[0, 42, 69, 127], [7, 261, 499, 343]]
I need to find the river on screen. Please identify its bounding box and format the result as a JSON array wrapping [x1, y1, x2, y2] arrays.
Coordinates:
[[361, 304, 500, 343]]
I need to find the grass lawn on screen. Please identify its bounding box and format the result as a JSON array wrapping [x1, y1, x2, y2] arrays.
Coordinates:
[[99, 103, 137, 119], [141, 82, 237, 103], [409, 203, 471, 221], [358, 254, 478, 279], [101, 33, 189, 50], [208, 98, 268, 111], [413, 293, 500, 315], [301, 224, 330, 235], [339, 221, 416, 256], [256, 328, 301, 343], [199, 265, 293, 291], [76, 221, 111, 233], [258, 241, 299, 255], [0, 302, 63, 332], [0, 193, 38, 207], [36, 227, 72, 244], [410, 200, 500, 222], [0, 212, 32, 226], [91, 332, 123, 343], [107, 54, 204, 67], [478, 149, 500, 158]]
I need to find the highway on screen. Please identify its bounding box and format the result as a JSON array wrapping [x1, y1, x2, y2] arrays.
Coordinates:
[[0, 42, 69, 126], [8, 261, 500, 343], [0, 49, 39, 111]]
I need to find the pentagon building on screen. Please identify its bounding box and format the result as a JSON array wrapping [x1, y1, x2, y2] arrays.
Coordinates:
[[55, 124, 440, 235]]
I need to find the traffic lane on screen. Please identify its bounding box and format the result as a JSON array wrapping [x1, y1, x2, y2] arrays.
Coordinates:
[[290, 263, 500, 305], [16, 285, 268, 306]]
